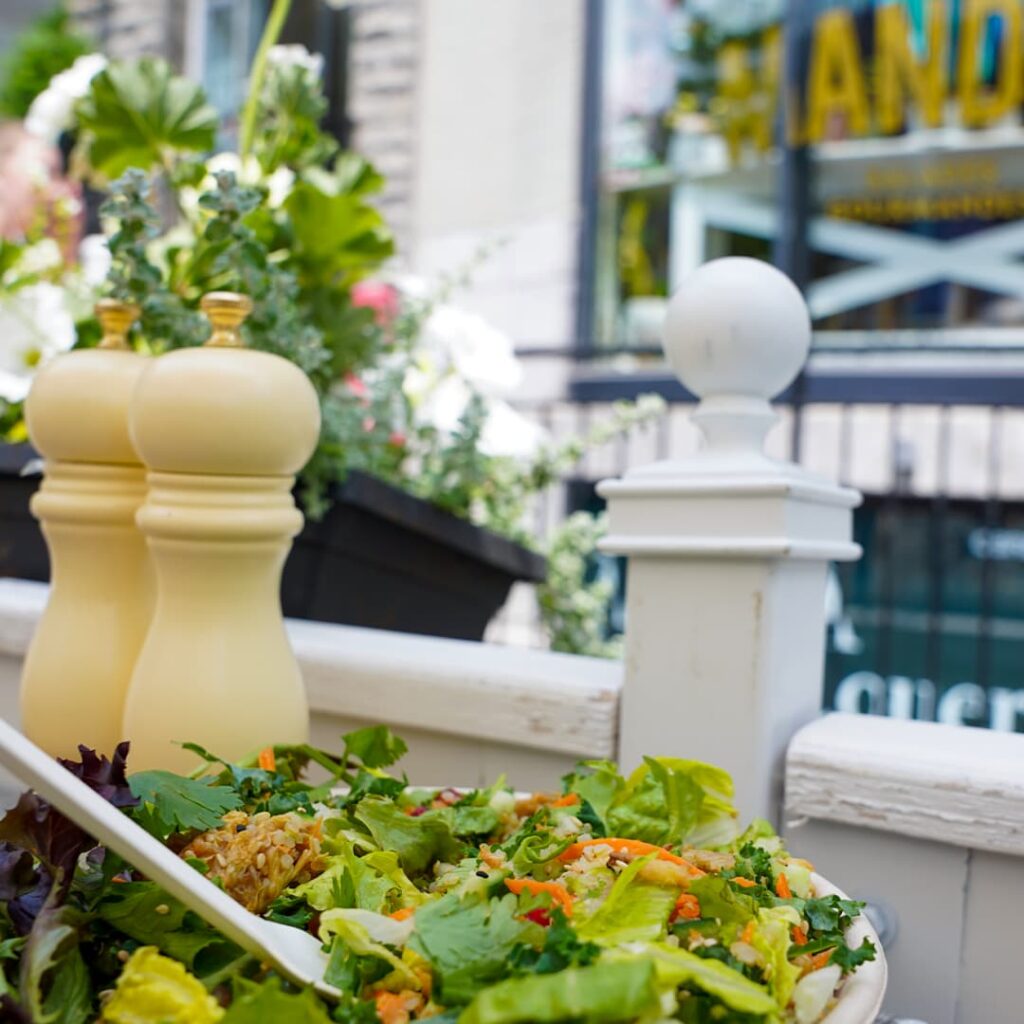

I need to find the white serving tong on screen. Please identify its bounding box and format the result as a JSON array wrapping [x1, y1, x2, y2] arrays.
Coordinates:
[[0, 717, 342, 1002]]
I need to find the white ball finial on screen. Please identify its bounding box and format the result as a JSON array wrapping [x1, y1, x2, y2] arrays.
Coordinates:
[[663, 257, 810, 401], [657, 258, 810, 462]]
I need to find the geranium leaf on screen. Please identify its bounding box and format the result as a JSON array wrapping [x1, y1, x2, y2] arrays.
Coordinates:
[[75, 58, 217, 179]]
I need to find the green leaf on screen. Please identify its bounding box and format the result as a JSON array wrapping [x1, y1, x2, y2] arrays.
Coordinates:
[[830, 937, 877, 974], [221, 976, 334, 1023], [76, 58, 217, 179], [562, 760, 623, 828], [631, 942, 777, 1015], [20, 902, 92, 1024], [97, 882, 238, 969], [342, 726, 407, 770], [508, 909, 599, 976], [576, 855, 676, 947], [457, 959, 660, 1024], [288, 844, 398, 914], [128, 771, 242, 837], [411, 893, 533, 1005], [687, 877, 757, 926], [354, 797, 462, 876]]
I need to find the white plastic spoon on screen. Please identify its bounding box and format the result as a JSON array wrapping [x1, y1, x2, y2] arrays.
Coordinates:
[[0, 717, 342, 1002]]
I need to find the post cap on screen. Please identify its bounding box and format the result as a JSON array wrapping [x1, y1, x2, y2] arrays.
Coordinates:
[[201, 291, 253, 347], [95, 298, 140, 350], [663, 257, 810, 403]]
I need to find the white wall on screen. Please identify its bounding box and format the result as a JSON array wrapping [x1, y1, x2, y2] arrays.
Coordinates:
[[410, 0, 586, 351]]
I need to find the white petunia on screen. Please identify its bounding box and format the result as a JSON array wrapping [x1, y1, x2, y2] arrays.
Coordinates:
[[17, 239, 62, 277], [418, 305, 522, 396], [78, 234, 111, 287], [24, 53, 107, 143], [479, 399, 546, 459], [266, 165, 295, 208], [0, 283, 76, 402], [266, 44, 324, 80]]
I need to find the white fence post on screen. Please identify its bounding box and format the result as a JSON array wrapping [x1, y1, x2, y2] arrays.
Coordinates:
[[599, 257, 862, 824]]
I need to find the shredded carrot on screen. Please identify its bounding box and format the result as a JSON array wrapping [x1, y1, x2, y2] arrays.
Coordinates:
[[775, 873, 792, 899], [388, 906, 416, 921], [374, 991, 410, 1024], [740, 920, 756, 944], [804, 949, 835, 974], [791, 926, 808, 946], [258, 747, 276, 772], [672, 893, 701, 921], [558, 838, 704, 876], [504, 878, 574, 915], [550, 793, 580, 808], [730, 876, 757, 888]]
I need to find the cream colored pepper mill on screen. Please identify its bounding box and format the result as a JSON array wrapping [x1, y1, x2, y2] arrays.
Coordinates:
[[122, 292, 320, 772], [21, 300, 153, 758]]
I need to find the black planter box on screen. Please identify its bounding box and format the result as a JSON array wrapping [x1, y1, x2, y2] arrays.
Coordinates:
[[282, 471, 547, 640], [0, 448, 547, 642]]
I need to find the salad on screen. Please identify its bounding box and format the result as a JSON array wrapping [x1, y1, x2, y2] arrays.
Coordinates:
[[0, 727, 876, 1023]]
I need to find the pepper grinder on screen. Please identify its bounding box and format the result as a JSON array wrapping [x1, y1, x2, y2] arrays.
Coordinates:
[[122, 292, 320, 772], [21, 300, 153, 758]]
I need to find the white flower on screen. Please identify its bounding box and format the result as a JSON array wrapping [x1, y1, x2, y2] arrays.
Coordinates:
[[418, 305, 522, 396], [205, 151, 261, 185], [266, 44, 324, 80], [25, 53, 107, 143], [78, 234, 111, 287], [479, 399, 546, 459], [266, 165, 295, 208], [17, 239, 62, 277], [0, 283, 76, 402]]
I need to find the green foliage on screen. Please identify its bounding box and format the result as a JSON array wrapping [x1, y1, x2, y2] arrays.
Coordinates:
[[127, 770, 243, 838], [0, 8, 90, 119], [508, 909, 599, 975], [220, 976, 334, 1023], [75, 58, 217, 180], [537, 512, 619, 658]]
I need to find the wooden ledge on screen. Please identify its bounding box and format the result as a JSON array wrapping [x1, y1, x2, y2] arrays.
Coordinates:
[[0, 579, 621, 760], [786, 712, 1024, 857]]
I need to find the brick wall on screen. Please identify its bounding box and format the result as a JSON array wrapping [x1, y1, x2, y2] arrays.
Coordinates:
[[67, 0, 185, 66], [345, 0, 420, 263]]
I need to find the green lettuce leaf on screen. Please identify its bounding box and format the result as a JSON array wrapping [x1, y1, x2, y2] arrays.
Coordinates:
[[627, 942, 776, 1015], [457, 959, 659, 1024], [288, 845, 395, 914], [354, 797, 462, 876], [561, 760, 624, 828], [97, 882, 238, 970], [221, 977, 333, 1023], [686, 876, 757, 926], [751, 907, 802, 1010], [318, 909, 418, 987], [576, 855, 676, 946], [410, 893, 533, 1005], [607, 758, 736, 847]]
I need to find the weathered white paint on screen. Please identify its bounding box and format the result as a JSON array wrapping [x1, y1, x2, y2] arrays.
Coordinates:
[[0, 578, 620, 790], [600, 259, 861, 823], [786, 711, 1024, 857]]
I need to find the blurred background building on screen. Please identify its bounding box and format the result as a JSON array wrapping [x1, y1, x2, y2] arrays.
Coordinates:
[[4, 0, 1024, 734]]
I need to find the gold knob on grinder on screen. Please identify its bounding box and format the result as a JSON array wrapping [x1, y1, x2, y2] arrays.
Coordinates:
[[201, 291, 253, 347], [95, 298, 140, 350]]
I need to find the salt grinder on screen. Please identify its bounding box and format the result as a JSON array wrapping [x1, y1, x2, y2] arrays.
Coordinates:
[[122, 292, 320, 772], [21, 300, 153, 758]]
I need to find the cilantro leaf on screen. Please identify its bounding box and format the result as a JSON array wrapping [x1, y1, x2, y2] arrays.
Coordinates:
[[411, 892, 534, 1004], [128, 770, 242, 836], [801, 895, 864, 934], [342, 726, 408, 770], [830, 937, 877, 974], [508, 909, 599, 975]]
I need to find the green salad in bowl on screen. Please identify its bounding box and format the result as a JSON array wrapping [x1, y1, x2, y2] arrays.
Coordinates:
[[0, 727, 880, 1023]]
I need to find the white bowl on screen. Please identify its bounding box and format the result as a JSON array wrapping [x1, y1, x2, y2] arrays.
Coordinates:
[[812, 872, 888, 1023]]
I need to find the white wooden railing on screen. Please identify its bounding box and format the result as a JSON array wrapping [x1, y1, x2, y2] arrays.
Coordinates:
[[2, 258, 1022, 1022]]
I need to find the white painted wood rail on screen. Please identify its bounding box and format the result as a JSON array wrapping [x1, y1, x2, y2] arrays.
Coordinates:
[[0, 578, 621, 794], [786, 713, 1024, 1024]]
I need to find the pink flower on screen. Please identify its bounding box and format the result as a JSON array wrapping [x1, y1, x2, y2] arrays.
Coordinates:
[[387, 431, 406, 448], [344, 372, 368, 398], [351, 280, 399, 326], [362, 416, 376, 433]]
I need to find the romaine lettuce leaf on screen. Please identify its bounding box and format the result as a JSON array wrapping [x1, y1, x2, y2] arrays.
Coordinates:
[[220, 976, 334, 1022], [457, 958, 659, 1024], [576, 855, 676, 946], [751, 907, 801, 1010], [319, 908, 418, 987], [624, 942, 776, 1015], [686, 876, 757, 926], [562, 761, 624, 827]]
